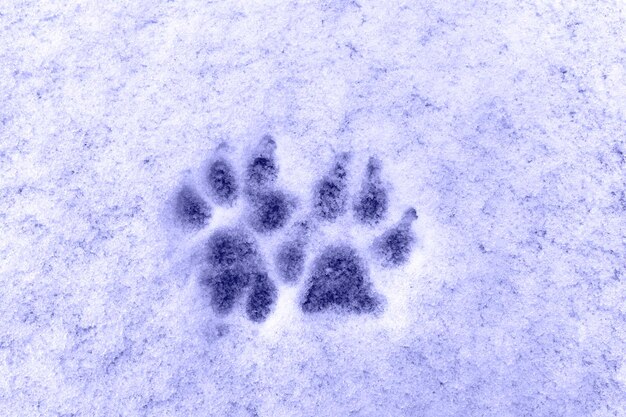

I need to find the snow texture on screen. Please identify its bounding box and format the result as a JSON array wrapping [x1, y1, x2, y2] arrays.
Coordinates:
[[2, 1, 626, 416]]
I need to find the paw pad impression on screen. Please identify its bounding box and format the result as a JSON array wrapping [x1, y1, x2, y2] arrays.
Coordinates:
[[171, 135, 418, 323]]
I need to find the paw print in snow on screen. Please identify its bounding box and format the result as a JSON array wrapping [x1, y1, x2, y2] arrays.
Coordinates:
[[172, 135, 418, 323]]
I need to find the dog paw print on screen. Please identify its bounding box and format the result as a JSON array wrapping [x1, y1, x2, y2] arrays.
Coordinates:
[[171, 135, 418, 323]]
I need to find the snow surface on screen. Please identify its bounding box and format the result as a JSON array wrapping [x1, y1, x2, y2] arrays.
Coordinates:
[[1, 1, 626, 416]]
